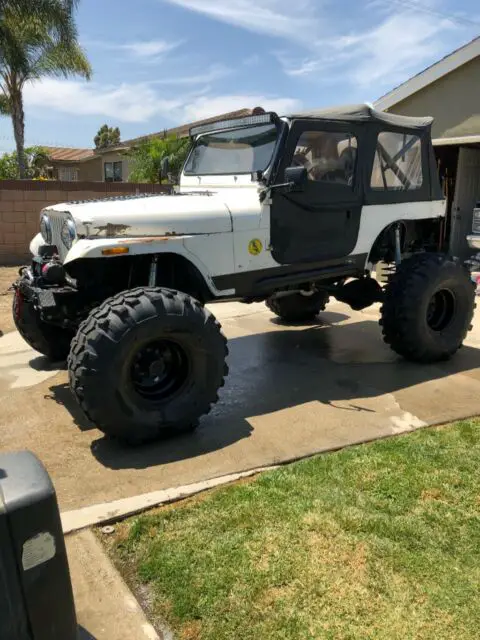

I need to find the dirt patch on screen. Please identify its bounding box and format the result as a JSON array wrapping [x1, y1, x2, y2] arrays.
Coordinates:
[[420, 488, 444, 501], [180, 620, 202, 640], [0, 266, 20, 335]]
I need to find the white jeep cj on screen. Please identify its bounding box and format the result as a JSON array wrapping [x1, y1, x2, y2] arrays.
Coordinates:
[[13, 104, 475, 443]]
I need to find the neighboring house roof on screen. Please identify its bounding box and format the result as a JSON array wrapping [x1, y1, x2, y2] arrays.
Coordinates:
[[375, 36, 480, 111], [97, 107, 258, 153], [43, 147, 95, 163]]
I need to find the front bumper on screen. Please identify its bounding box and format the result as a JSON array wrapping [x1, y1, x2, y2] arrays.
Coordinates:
[[467, 235, 480, 249], [16, 272, 58, 315], [14, 261, 78, 328]]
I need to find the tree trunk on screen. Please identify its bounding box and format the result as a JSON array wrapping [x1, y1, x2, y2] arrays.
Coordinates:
[[11, 85, 26, 179]]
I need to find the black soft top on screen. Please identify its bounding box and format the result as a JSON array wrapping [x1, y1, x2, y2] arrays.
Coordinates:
[[287, 103, 433, 131]]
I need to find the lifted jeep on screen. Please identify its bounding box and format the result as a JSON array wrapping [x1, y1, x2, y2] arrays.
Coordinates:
[[13, 104, 475, 443]]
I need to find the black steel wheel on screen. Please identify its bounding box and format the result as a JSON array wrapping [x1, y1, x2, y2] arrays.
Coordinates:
[[380, 253, 475, 363], [266, 291, 329, 322], [130, 339, 190, 401], [68, 287, 228, 444], [426, 288, 456, 331]]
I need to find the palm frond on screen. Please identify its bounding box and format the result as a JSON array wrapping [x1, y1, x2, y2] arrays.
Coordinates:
[[33, 40, 91, 79], [0, 93, 12, 114], [0, 0, 90, 178]]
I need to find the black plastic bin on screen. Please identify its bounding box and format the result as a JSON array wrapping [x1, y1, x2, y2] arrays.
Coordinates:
[[0, 451, 77, 640]]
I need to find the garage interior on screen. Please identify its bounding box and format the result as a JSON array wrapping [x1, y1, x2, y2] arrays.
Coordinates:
[[435, 140, 480, 261]]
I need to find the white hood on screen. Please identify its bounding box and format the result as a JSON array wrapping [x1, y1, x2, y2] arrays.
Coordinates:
[[46, 192, 234, 237]]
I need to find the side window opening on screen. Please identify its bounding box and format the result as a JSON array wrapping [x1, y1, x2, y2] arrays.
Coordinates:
[[371, 131, 422, 191], [292, 131, 357, 187]]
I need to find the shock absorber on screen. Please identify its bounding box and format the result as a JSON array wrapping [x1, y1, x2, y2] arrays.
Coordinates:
[[149, 255, 158, 287], [394, 223, 402, 266]]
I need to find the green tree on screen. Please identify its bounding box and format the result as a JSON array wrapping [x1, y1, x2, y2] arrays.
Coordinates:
[[0, 149, 18, 179], [94, 123, 121, 149], [0, 146, 50, 179], [128, 136, 191, 184], [0, 0, 91, 178]]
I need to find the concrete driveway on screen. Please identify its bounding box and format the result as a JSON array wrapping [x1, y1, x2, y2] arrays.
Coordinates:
[[1, 299, 480, 512]]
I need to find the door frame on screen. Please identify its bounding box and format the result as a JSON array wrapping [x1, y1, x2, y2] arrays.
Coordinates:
[[270, 118, 366, 265]]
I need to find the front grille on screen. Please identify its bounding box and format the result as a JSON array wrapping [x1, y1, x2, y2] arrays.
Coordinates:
[[46, 211, 74, 262]]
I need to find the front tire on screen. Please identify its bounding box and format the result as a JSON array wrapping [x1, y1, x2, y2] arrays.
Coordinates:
[[380, 254, 475, 363], [68, 287, 228, 444], [13, 288, 72, 361], [266, 291, 329, 322]]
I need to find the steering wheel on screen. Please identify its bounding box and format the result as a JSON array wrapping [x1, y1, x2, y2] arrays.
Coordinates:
[[318, 169, 349, 184]]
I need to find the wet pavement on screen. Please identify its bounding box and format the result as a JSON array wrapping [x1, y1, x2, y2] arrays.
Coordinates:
[[1, 300, 480, 512]]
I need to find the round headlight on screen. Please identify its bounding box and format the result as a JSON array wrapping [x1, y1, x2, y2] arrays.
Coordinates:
[[61, 218, 76, 249], [40, 213, 52, 244]]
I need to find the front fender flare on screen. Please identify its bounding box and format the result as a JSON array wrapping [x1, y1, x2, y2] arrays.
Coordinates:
[[63, 236, 231, 297]]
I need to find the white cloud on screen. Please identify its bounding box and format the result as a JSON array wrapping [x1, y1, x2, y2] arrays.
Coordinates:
[[182, 94, 301, 121], [120, 39, 182, 59], [83, 38, 182, 62], [151, 63, 231, 85], [162, 0, 319, 42], [162, 0, 473, 97], [327, 13, 458, 88], [277, 10, 461, 90], [24, 79, 182, 123], [23, 78, 300, 125]]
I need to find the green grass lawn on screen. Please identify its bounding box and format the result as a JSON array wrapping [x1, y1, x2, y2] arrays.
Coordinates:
[[107, 420, 480, 640]]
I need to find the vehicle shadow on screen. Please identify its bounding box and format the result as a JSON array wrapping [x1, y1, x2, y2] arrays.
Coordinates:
[[77, 626, 97, 640], [29, 355, 67, 372], [269, 310, 350, 326], [46, 381, 94, 431], [47, 317, 480, 471]]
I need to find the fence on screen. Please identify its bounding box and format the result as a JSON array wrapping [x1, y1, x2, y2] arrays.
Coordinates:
[[0, 180, 170, 264]]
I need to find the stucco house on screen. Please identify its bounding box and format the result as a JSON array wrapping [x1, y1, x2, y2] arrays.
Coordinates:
[[42, 147, 101, 182], [43, 108, 256, 184], [375, 36, 480, 259]]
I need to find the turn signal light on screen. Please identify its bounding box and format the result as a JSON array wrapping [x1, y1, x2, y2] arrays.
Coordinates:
[[102, 247, 129, 256]]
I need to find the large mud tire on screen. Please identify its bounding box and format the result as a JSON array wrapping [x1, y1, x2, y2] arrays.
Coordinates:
[[380, 253, 475, 363], [266, 291, 329, 322], [13, 288, 72, 361], [68, 287, 228, 444]]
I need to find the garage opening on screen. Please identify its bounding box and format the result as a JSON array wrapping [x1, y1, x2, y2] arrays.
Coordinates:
[[434, 141, 480, 260]]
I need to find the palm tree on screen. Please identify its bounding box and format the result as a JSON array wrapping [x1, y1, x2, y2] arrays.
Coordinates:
[[0, 0, 91, 177]]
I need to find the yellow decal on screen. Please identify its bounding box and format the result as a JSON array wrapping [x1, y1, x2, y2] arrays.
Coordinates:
[[248, 238, 263, 256]]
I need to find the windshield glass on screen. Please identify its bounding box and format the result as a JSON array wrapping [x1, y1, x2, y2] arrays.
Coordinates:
[[184, 124, 278, 175]]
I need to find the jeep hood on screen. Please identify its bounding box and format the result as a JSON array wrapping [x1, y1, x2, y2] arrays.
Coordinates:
[[46, 193, 234, 237]]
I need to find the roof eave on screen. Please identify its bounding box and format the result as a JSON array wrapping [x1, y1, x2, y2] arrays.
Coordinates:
[[94, 145, 130, 155], [374, 36, 480, 111], [49, 155, 96, 163]]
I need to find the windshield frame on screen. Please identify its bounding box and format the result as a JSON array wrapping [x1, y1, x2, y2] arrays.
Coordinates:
[[183, 120, 284, 179]]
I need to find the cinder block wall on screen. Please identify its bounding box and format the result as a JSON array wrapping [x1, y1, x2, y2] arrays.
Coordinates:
[[0, 181, 170, 265]]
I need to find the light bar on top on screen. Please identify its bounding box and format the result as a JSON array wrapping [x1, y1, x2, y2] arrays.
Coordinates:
[[190, 113, 276, 138]]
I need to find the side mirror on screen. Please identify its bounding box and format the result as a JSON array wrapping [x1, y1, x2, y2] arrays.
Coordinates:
[[285, 166, 307, 190], [161, 156, 170, 178]]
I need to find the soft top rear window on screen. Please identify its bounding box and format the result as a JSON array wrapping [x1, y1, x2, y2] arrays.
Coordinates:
[[184, 124, 278, 176]]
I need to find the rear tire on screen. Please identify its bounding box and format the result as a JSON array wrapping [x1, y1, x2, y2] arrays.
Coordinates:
[[266, 291, 329, 322], [68, 287, 228, 444], [380, 253, 475, 363], [13, 287, 72, 361]]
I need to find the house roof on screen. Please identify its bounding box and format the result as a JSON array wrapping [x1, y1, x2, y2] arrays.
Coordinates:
[[375, 36, 480, 111], [289, 103, 432, 128], [43, 147, 95, 162], [97, 107, 257, 153]]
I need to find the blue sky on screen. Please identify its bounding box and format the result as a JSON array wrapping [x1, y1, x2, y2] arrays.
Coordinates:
[[0, 0, 478, 151]]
